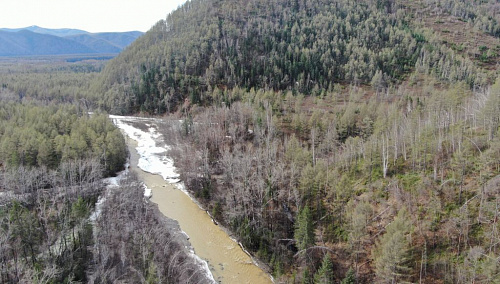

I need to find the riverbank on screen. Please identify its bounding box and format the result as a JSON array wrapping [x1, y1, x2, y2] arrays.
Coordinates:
[[114, 115, 272, 284], [126, 139, 215, 282]]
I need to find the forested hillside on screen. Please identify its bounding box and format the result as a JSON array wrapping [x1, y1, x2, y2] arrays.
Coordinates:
[[96, 0, 499, 114], [94, 0, 500, 283], [98, 0, 424, 113]]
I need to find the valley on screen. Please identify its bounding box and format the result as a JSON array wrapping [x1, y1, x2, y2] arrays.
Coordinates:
[[0, 0, 499, 283]]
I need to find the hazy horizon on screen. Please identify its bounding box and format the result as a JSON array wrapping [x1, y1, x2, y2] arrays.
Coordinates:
[[1, 0, 188, 33]]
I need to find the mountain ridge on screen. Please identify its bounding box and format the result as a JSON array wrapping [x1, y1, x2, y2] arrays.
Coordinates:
[[0, 26, 143, 56], [0, 25, 89, 37]]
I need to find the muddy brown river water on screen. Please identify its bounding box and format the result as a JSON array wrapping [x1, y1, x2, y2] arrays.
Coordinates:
[[122, 119, 272, 284]]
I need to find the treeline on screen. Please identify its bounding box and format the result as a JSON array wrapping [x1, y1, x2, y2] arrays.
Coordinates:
[[159, 75, 500, 283], [0, 104, 126, 176], [0, 100, 128, 282]]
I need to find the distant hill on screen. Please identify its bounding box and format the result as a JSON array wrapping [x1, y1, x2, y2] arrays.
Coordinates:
[[62, 34, 122, 54], [0, 25, 88, 37], [0, 26, 143, 56], [65, 31, 144, 53], [0, 30, 96, 56], [81, 31, 144, 49]]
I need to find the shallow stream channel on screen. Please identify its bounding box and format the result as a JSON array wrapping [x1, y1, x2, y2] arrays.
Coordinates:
[[110, 115, 272, 284]]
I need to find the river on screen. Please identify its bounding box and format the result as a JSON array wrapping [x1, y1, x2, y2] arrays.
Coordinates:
[[111, 115, 272, 284]]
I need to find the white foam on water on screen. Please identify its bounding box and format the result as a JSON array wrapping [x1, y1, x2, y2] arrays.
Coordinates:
[[189, 252, 217, 283]]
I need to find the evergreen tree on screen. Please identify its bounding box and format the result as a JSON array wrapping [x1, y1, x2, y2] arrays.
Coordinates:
[[372, 207, 413, 283], [341, 268, 356, 284], [314, 254, 334, 284], [295, 205, 315, 251]]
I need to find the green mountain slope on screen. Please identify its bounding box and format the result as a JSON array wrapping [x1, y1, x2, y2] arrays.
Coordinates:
[[98, 0, 421, 113], [64, 31, 144, 52], [97, 0, 499, 114], [63, 34, 122, 54], [86, 31, 144, 48]]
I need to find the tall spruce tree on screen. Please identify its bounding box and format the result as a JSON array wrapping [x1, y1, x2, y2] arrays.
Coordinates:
[[372, 207, 413, 283], [314, 253, 334, 284], [295, 205, 315, 251]]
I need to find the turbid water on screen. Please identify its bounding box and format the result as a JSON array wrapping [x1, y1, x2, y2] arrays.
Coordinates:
[[117, 116, 272, 284]]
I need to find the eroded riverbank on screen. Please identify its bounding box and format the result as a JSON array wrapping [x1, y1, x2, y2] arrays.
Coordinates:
[[115, 116, 272, 284]]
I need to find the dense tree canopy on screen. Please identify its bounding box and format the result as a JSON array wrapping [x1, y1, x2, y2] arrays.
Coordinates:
[[0, 104, 126, 175], [96, 0, 499, 115], [97, 0, 421, 113]]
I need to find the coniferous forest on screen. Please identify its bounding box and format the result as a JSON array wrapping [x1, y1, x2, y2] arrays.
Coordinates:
[[2, 0, 500, 283]]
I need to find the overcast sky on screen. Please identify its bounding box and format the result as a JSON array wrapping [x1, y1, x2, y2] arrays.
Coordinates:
[[1, 0, 188, 33]]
